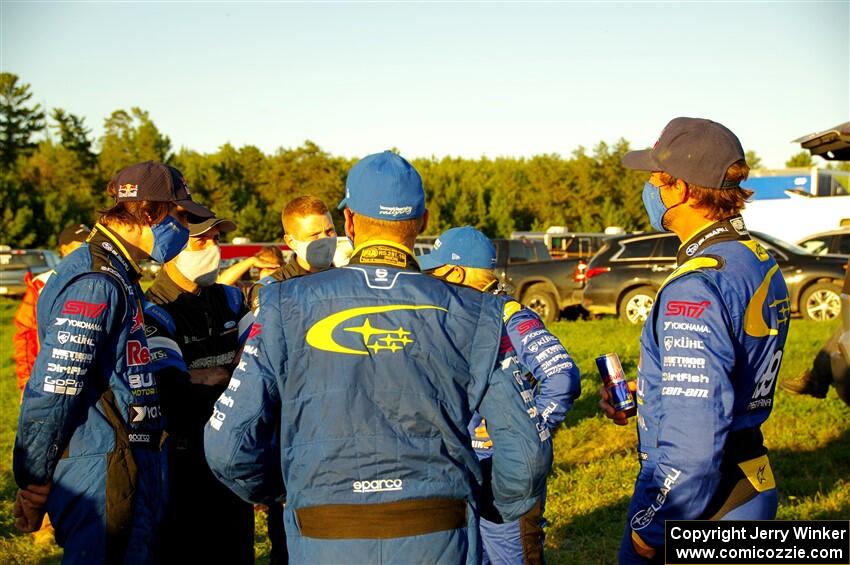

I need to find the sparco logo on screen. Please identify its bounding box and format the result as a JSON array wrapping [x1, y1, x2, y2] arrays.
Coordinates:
[[62, 300, 107, 318], [352, 478, 403, 493], [378, 205, 413, 217]]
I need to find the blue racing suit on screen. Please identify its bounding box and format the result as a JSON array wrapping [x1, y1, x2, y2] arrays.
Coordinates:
[[204, 241, 552, 564], [471, 302, 581, 565], [621, 216, 790, 564], [13, 223, 168, 564]]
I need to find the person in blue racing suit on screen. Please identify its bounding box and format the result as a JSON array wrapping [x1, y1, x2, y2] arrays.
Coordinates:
[[204, 151, 552, 564], [420, 226, 582, 565], [599, 118, 790, 564], [13, 161, 212, 564]]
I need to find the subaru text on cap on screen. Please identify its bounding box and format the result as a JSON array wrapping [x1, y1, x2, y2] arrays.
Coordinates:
[[338, 151, 425, 221], [621, 117, 746, 189], [114, 161, 214, 219], [419, 226, 497, 271]]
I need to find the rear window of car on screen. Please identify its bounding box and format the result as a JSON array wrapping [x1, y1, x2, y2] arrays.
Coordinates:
[[799, 237, 831, 255], [836, 234, 850, 255], [509, 240, 535, 263], [0, 252, 50, 268], [654, 236, 679, 258], [617, 237, 659, 260]]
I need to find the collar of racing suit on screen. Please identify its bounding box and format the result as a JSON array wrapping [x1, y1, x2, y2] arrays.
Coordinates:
[[147, 267, 195, 303], [676, 214, 750, 265], [348, 240, 421, 272], [87, 223, 143, 280]]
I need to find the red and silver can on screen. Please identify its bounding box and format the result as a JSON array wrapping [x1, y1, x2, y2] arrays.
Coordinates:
[[596, 352, 636, 416]]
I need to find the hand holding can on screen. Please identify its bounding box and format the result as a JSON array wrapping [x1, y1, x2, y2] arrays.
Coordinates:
[[596, 353, 637, 419]]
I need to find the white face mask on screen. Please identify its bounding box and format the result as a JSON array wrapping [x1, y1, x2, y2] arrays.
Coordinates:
[[334, 237, 354, 267], [175, 245, 221, 287]]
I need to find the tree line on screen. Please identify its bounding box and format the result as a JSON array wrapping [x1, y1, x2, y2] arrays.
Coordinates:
[[0, 72, 827, 248]]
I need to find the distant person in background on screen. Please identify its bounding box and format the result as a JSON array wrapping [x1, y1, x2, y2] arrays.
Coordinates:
[[13, 224, 90, 395], [781, 257, 850, 404], [216, 245, 283, 287], [143, 215, 256, 564], [14, 160, 210, 563], [420, 226, 581, 565], [254, 245, 286, 280]]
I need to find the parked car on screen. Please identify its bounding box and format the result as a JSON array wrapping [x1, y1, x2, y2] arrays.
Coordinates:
[[0, 247, 61, 297], [582, 231, 848, 324], [796, 227, 850, 257], [492, 238, 583, 323], [510, 229, 608, 260]]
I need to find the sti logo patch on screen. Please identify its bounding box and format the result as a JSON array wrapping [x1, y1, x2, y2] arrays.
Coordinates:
[[306, 305, 446, 356], [62, 300, 107, 318], [665, 300, 710, 318]]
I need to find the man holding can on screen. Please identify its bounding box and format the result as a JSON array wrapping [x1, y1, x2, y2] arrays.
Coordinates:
[[600, 118, 790, 563]]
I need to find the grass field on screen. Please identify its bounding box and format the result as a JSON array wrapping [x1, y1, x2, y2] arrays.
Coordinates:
[[0, 297, 847, 563]]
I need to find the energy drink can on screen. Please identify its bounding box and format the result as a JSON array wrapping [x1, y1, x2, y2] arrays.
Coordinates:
[[596, 352, 636, 416]]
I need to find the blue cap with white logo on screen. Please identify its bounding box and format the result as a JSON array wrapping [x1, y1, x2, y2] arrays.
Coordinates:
[[337, 151, 425, 221], [418, 226, 497, 271]]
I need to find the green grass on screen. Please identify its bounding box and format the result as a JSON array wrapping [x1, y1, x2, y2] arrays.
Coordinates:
[[0, 299, 847, 563]]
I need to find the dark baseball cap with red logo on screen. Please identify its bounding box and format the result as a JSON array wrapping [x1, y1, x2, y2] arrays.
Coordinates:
[[621, 117, 746, 189], [113, 161, 213, 219]]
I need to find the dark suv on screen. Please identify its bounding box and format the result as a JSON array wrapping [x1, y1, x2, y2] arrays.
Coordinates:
[[582, 231, 847, 324], [0, 247, 61, 297]]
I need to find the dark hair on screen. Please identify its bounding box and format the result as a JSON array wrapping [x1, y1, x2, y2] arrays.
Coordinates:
[[282, 195, 331, 234], [99, 179, 171, 227], [660, 160, 753, 220]]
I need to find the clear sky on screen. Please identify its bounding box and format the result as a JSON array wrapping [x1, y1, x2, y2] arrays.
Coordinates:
[[2, 1, 848, 168]]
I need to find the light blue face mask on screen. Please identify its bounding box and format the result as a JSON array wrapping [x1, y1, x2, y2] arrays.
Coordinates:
[[150, 216, 190, 263], [641, 181, 685, 232]]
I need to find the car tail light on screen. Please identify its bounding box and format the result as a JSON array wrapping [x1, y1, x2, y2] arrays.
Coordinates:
[[585, 266, 611, 280], [573, 260, 588, 283]]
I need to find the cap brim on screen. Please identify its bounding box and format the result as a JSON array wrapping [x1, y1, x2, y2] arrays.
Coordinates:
[[337, 197, 348, 210], [190, 218, 237, 237], [621, 149, 660, 172], [176, 198, 214, 220], [417, 253, 444, 271]]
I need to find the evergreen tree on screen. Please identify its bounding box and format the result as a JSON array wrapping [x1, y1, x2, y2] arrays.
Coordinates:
[[52, 108, 96, 170], [0, 73, 46, 167]]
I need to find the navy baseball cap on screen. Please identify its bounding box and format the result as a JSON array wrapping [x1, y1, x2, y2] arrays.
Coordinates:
[[418, 226, 497, 271], [621, 117, 746, 189], [114, 161, 213, 219], [337, 151, 425, 221], [58, 224, 91, 247]]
